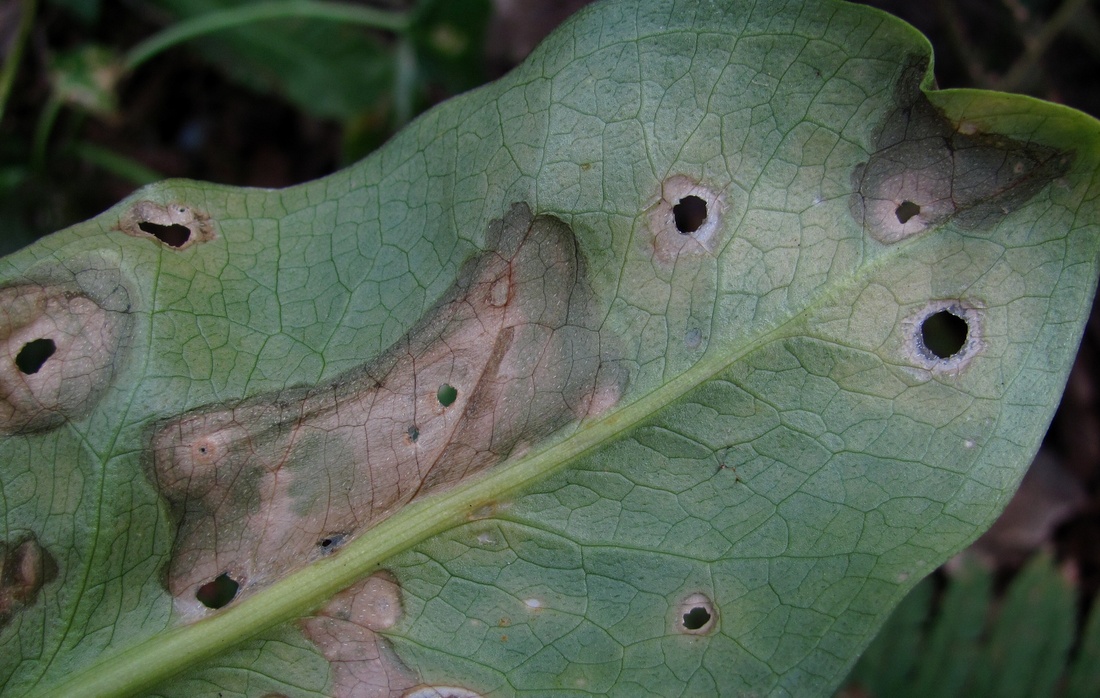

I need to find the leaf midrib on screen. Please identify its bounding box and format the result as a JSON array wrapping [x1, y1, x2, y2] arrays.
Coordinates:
[[32, 207, 918, 698]]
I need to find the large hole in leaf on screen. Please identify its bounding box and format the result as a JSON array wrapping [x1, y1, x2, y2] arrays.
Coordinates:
[[195, 572, 239, 609], [15, 338, 56, 375], [138, 221, 192, 248], [921, 310, 969, 359], [682, 606, 712, 630], [895, 200, 921, 224], [437, 383, 458, 407], [673, 195, 708, 234]]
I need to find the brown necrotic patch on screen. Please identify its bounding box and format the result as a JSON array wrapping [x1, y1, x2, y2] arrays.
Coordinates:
[[850, 60, 1072, 244], [1, 534, 58, 631], [405, 688, 483, 698], [0, 283, 130, 433], [119, 201, 215, 249], [149, 203, 623, 618], [648, 175, 727, 265], [299, 571, 416, 697]]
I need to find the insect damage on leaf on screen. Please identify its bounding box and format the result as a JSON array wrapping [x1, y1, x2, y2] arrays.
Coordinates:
[[904, 300, 984, 374], [648, 175, 727, 264], [299, 571, 416, 697], [149, 203, 623, 619], [674, 592, 717, 636], [0, 535, 58, 631], [850, 61, 1073, 243], [0, 268, 132, 433], [118, 201, 215, 249]]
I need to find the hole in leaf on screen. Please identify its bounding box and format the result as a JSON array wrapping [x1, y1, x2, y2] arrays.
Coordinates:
[[921, 310, 969, 359], [895, 200, 921, 224], [15, 338, 56, 375], [407, 425, 420, 442], [317, 534, 346, 555], [195, 573, 239, 609], [673, 195, 708, 234], [674, 592, 717, 634], [682, 606, 712, 630], [138, 221, 192, 248], [437, 383, 457, 407]]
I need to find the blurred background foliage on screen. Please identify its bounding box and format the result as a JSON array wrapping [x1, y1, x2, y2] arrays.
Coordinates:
[[2, 1, 1100, 695]]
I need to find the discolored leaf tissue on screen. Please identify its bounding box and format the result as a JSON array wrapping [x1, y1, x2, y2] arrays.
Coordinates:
[[1, 0, 1098, 696]]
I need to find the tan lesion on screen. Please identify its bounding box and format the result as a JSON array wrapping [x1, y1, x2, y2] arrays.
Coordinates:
[[148, 203, 624, 619], [850, 62, 1072, 245], [299, 571, 417, 698], [0, 535, 58, 631], [117, 201, 216, 249], [0, 284, 129, 434]]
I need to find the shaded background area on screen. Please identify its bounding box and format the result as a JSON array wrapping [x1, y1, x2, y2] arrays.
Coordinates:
[[2, 0, 1100, 694]]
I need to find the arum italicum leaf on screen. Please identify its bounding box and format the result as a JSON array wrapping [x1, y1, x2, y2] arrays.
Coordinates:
[[1, 0, 1098, 695]]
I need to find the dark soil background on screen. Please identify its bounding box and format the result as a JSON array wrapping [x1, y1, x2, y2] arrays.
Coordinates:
[[2, 0, 1100, 685]]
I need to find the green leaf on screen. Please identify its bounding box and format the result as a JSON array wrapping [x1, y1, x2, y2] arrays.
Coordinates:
[[2, 0, 1099, 696], [1067, 587, 1100, 698], [143, 0, 398, 119], [974, 553, 1075, 698], [48, 45, 123, 117], [844, 553, 1080, 698]]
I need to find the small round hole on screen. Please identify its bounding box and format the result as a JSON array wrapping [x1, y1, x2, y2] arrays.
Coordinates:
[[921, 310, 968, 359], [138, 221, 192, 247], [195, 572, 239, 609], [673, 195, 708, 234], [15, 338, 56, 375], [437, 384, 458, 407], [682, 606, 712, 630], [895, 200, 921, 224], [407, 425, 420, 442], [318, 533, 346, 555]]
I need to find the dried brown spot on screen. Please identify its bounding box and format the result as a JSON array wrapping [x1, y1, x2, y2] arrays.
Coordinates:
[[300, 572, 414, 697], [0, 284, 129, 433], [851, 61, 1072, 243], [149, 203, 622, 617], [119, 201, 215, 249], [0, 535, 59, 630]]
